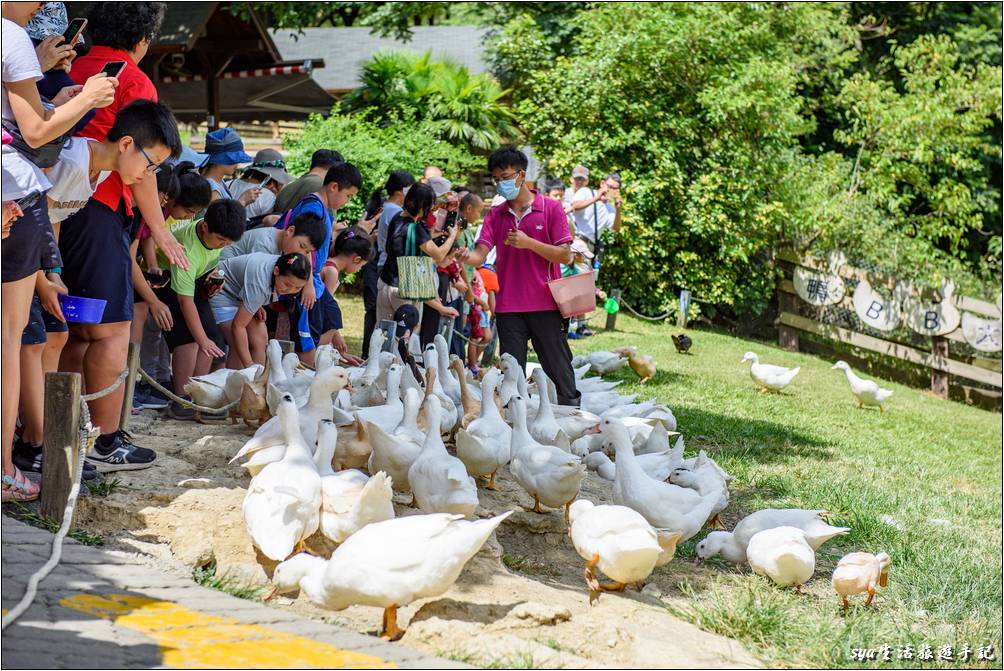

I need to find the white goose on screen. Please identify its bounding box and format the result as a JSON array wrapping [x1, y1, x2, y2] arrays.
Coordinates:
[[568, 500, 683, 603], [831, 361, 893, 412], [232, 367, 352, 476], [741, 351, 800, 393], [407, 396, 479, 516], [694, 509, 850, 564], [241, 394, 321, 560], [367, 387, 424, 492], [268, 511, 512, 640], [746, 526, 816, 591], [455, 368, 511, 490], [603, 417, 719, 541], [509, 396, 586, 523], [313, 420, 395, 544]]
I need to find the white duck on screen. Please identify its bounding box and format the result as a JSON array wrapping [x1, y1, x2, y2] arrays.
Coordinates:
[[232, 367, 352, 476], [584, 449, 679, 482], [572, 351, 628, 375], [241, 394, 321, 560], [265, 340, 311, 413], [603, 417, 719, 541], [423, 363, 459, 435], [694, 509, 850, 564], [313, 420, 395, 544], [532, 369, 600, 441], [831, 361, 893, 412], [313, 344, 340, 372], [498, 353, 523, 408], [352, 364, 404, 434], [351, 329, 385, 387], [350, 349, 392, 408], [184, 364, 263, 410], [568, 500, 683, 603], [367, 388, 424, 492], [407, 396, 479, 516], [268, 511, 512, 640], [433, 335, 462, 406], [528, 368, 571, 451], [741, 351, 800, 393], [508, 396, 586, 523], [746, 526, 816, 592], [668, 453, 729, 528], [455, 368, 511, 490], [832, 551, 891, 610]]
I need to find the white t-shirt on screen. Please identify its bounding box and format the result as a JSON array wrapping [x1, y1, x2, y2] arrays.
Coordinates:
[[46, 138, 111, 223], [1, 18, 51, 201], [569, 186, 612, 243]]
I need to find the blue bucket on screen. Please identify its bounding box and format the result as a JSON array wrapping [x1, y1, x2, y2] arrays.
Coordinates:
[[58, 295, 107, 323]]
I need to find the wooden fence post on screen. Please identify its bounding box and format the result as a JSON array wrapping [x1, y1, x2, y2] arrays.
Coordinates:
[[931, 336, 949, 399], [118, 342, 141, 432], [40, 373, 82, 525], [278, 340, 295, 355], [605, 289, 621, 331], [777, 288, 801, 352]]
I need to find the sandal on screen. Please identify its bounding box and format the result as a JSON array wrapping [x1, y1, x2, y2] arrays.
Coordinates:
[[2, 466, 40, 502]]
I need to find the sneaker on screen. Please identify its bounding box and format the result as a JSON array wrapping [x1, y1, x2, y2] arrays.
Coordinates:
[[133, 388, 169, 410], [567, 331, 582, 340], [14, 438, 100, 481], [86, 430, 157, 472], [166, 399, 196, 420], [577, 326, 594, 337]]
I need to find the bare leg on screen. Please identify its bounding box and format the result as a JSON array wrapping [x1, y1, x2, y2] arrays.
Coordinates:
[[130, 302, 149, 345], [18, 343, 46, 446], [381, 604, 403, 641], [41, 330, 67, 374], [79, 322, 131, 435], [2, 275, 36, 479], [248, 319, 268, 364], [171, 342, 199, 396]]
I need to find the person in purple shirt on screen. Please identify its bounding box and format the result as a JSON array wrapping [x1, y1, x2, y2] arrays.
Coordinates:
[[460, 146, 581, 406]]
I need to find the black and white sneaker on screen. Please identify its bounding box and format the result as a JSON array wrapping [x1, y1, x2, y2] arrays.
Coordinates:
[[13, 437, 100, 480], [86, 430, 157, 472]]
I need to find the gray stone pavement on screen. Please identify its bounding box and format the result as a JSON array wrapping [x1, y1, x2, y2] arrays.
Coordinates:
[[1, 517, 467, 669]]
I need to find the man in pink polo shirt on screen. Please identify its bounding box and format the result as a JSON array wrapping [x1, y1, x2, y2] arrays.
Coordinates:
[[461, 146, 581, 406]]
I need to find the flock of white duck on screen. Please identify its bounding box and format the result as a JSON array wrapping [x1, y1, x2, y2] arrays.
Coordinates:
[[213, 334, 892, 640]]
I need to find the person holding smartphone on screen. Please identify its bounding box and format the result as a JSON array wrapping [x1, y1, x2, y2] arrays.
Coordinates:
[[228, 148, 292, 222]]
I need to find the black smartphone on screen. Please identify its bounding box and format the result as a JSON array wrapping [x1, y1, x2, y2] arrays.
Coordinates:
[[62, 17, 86, 44], [142, 271, 169, 289], [15, 191, 41, 211], [101, 61, 126, 78], [257, 176, 272, 191]]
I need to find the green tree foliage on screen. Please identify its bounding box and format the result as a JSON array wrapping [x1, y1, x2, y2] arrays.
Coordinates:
[[344, 50, 520, 151], [283, 107, 481, 222], [506, 3, 1001, 316]]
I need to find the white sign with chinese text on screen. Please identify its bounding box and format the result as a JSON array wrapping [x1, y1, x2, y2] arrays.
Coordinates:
[[794, 267, 845, 306], [961, 312, 1003, 352]]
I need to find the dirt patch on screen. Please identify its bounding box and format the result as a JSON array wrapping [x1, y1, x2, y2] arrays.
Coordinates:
[[74, 410, 761, 668]]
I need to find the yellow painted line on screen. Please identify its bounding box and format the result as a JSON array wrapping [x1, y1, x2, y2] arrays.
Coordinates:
[[59, 593, 395, 669]]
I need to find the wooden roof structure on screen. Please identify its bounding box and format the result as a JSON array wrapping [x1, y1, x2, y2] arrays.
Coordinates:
[[64, 2, 334, 126]]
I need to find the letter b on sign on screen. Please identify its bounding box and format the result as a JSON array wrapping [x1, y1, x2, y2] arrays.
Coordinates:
[[924, 311, 940, 331], [866, 301, 884, 320]]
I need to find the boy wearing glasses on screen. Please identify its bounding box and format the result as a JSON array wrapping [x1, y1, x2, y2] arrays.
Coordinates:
[[459, 146, 582, 407], [54, 99, 182, 471]]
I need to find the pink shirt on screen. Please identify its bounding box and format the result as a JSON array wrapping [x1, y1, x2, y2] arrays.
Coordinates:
[[476, 191, 572, 313]]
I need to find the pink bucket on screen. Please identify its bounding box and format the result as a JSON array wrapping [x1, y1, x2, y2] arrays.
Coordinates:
[[548, 271, 597, 318]]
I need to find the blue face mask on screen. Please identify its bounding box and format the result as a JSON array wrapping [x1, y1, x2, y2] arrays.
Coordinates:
[[496, 174, 522, 200]]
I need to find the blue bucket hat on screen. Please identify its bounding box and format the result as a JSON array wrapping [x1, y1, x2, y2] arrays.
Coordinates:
[[202, 128, 253, 166]]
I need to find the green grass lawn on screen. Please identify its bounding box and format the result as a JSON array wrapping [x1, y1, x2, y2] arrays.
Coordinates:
[[335, 294, 1002, 668]]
